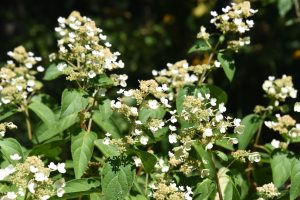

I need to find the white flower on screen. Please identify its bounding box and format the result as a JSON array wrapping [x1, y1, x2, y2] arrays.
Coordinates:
[[170, 116, 177, 123], [233, 18, 243, 26], [37, 66, 45, 72], [28, 180, 36, 193], [238, 26, 246, 33], [104, 42, 112, 47], [0, 165, 15, 180], [35, 172, 47, 182], [294, 102, 300, 112], [215, 113, 223, 122], [233, 118, 241, 126], [248, 152, 261, 163], [57, 188, 65, 197], [210, 11, 218, 17], [48, 162, 57, 171], [140, 136, 149, 145], [87, 70, 96, 79], [152, 70, 158, 76], [222, 6, 231, 13], [10, 153, 22, 161], [246, 20, 254, 27], [130, 107, 138, 116], [30, 166, 39, 173], [57, 63, 67, 71], [203, 128, 213, 137], [221, 14, 230, 21], [57, 163, 66, 173], [2, 98, 11, 104], [148, 100, 159, 109], [133, 156, 142, 167], [168, 134, 177, 144], [218, 103, 226, 113], [210, 98, 217, 106], [99, 33, 107, 40], [40, 195, 50, 200], [169, 125, 177, 131], [6, 192, 17, 200], [271, 139, 280, 148], [205, 142, 213, 150], [161, 165, 169, 173], [135, 120, 143, 125], [134, 129, 142, 136]]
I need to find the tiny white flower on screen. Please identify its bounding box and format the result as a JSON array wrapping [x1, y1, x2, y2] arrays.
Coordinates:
[[133, 156, 142, 167], [294, 102, 300, 112], [135, 120, 143, 125], [148, 100, 159, 109], [221, 14, 230, 21], [215, 113, 223, 122], [27, 80, 35, 87], [271, 139, 280, 148], [210, 11, 218, 17], [161, 165, 169, 173], [130, 107, 138, 116], [2, 98, 11, 104], [10, 153, 22, 161], [40, 195, 51, 200], [99, 33, 107, 40], [169, 125, 177, 132], [6, 192, 17, 199], [134, 129, 142, 136], [87, 70, 96, 79], [233, 118, 241, 126], [57, 63, 67, 71], [203, 128, 213, 137], [222, 6, 231, 13], [105, 42, 112, 47], [246, 20, 254, 27], [210, 98, 217, 106], [30, 166, 39, 173], [205, 142, 213, 150], [48, 162, 57, 171], [35, 172, 47, 182], [219, 103, 226, 113], [57, 163, 66, 173], [57, 188, 65, 197], [233, 18, 243, 26], [37, 66, 45, 72], [168, 133, 177, 144], [170, 116, 177, 123], [140, 136, 149, 145], [28, 180, 36, 193]]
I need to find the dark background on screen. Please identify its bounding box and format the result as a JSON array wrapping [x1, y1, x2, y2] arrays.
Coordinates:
[[1, 0, 300, 118]]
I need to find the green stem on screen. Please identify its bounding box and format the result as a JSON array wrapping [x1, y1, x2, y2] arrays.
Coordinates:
[[24, 106, 32, 140], [144, 173, 149, 195]]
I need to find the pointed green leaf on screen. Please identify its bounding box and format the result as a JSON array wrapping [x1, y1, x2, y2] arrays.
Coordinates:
[[71, 131, 97, 178], [290, 158, 300, 200], [60, 89, 89, 118], [194, 179, 216, 200], [29, 101, 56, 125], [133, 149, 157, 173], [217, 53, 236, 82], [101, 158, 135, 200], [270, 151, 292, 187], [43, 63, 63, 81]]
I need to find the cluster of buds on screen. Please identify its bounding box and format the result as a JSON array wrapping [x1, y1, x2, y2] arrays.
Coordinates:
[[210, 2, 257, 34], [256, 182, 280, 199], [53, 11, 126, 87], [231, 150, 261, 163], [265, 114, 300, 138], [262, 75, 297, 102], [149, 180, 193, 200], [152, 60, 220, 94], [0, 46, 43, 107], [0, 156, 66, 200], [0, 122, 17, 137]]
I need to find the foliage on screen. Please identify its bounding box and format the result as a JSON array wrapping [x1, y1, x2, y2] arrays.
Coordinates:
[[1, 1, 300, 200]]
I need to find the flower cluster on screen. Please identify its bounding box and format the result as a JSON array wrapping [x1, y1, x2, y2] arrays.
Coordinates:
[[210, 1, 257, 34], [231, 150, 261, 163], [149, 180, 193, 200], [152, 60, 220, 93], [256, 182, 280, 199], [262, 75, 297, 102], [53, 11, 126, 86], [0, 122, 17, 137], [265, 114, 300, 138], [0, 46, 43, 107], [0, 156, 66, 200]]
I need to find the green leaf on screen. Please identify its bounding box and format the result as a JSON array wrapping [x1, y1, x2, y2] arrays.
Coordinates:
[[290, 158, 300, 200], [0, 138, 25, 163], [94, 74, 114, 87], [270, 151, 292, 187], [0, 108, 18, 121], [71, 131, 97, 178], [94, 139, 120, 157], [278, 0, 293, 18], [217, 53, 236, 82], [194, 179, 216, 200], [176, 87, 189, 114], [90, 193, 103, 200], [29, 140, 66, 158], [193, 142, 216, 179], [132, 149, 157, 173], [215, 150, 228, 161], [93, 112, 121, 139], [138, 107, 166, 123], [34, 113, 78, 143], [197, 84, 228, 104], [60, 89, 88, 118], [50, 178, 101, 199], [237, 114, 262, 150], [101, 158, 135, 200], [43, 63, 63, 80], [188, 39, 211, 53], [29, 101, 56, 125]]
